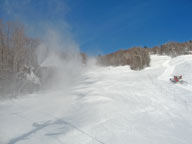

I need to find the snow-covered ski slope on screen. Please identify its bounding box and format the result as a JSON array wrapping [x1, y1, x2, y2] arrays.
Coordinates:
[[1, 55, 192, 144]]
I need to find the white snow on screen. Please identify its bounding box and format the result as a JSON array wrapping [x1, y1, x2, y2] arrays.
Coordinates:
[[25, 71, 41, 85], [1, 55, 192, 144]]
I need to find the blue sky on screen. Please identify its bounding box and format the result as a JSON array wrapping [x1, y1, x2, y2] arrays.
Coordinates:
[[0, 0, 192, 55]]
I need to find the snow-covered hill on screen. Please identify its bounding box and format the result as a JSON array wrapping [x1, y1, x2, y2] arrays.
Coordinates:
[[0, 55, 192, 144]]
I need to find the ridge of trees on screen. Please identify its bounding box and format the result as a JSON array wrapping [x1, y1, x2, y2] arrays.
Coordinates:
[[150, 41, 192, 57], [97, 47, 150, 70], [97, 41, 192, 70], [1, 19, 192, 72]]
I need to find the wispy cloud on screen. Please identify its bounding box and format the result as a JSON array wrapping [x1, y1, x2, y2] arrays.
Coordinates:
[[1, 0, 72, 39], [2, 0, 70, 20]]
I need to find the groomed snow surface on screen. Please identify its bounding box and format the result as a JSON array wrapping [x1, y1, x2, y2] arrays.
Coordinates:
[[1, 55, 192, 144]]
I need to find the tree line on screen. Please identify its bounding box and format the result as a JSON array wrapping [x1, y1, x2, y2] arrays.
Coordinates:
[[97, 47, 150, 70], [97, 40, 192, 70], [150, 41, 192, 57], [0, 20, 39, 73]]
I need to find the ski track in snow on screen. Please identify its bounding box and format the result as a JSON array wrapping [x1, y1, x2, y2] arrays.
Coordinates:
[[158, 56, 192, 92], [1, 55, 192, 144]]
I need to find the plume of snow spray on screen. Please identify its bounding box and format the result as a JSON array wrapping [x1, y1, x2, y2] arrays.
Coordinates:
[[36, 29, 84, 91]]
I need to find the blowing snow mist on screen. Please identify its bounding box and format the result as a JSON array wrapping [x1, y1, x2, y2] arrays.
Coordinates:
[[36, 30, 85, 91]]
